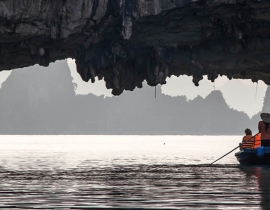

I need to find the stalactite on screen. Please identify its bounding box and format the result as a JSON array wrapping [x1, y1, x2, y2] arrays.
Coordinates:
[[0, 0, 270, 94]]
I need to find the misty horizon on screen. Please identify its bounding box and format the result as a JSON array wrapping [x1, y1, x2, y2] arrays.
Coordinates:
[[0, 60, 268, 135]]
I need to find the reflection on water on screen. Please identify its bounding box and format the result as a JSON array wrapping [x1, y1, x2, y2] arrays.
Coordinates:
[[0, 136, 268, 209], [240, 166, 270, 210], [0, 165, 265, 209], [0, 135, 241, 170]]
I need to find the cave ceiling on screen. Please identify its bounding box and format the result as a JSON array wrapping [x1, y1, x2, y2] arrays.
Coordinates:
[[0, 0, 269, 95]]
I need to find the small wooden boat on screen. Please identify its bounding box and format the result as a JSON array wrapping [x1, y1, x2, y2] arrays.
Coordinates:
[[235, 147, 270, 165]]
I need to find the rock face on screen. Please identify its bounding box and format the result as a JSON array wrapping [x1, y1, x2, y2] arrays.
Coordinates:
[[0, 0, 270, 95]]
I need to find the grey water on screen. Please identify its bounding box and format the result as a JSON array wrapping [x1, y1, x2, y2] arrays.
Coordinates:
[[0, 135, 268, 209]]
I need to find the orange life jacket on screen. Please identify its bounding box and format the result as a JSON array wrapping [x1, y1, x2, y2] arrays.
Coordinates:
[[242, 135, 255, 149], [254, 133, 261, 149]]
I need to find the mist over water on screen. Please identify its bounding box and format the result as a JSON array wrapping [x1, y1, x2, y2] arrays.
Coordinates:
[[0, 135, 268, 209], [0, 135, 240, 169]]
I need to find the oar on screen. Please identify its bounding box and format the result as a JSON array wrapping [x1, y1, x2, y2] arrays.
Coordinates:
[[210, 133, 259, 165]]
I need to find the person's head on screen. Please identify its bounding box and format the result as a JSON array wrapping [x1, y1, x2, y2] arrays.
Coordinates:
[[261, 113, 270, 123], [260, 113, 270, 130], [245, 128, 252, 135]]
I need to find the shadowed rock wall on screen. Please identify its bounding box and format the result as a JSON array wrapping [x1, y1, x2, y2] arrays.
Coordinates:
[[0, 0, 270, 95]]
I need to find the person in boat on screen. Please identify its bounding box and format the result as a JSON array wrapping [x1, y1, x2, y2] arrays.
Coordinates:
[[254, 133, 261, 149], [258, 113, 270, 147], [241, 128, 255, 150]]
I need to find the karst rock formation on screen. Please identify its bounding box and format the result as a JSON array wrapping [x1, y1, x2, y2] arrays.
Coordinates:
[[0, 0, 269, 95]]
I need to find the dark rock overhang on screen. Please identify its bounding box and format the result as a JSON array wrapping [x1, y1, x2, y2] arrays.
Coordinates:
[[0, 0, 269, 95]]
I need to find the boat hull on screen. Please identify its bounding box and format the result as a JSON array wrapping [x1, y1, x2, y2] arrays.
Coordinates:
[[235, 148, 270, 165]]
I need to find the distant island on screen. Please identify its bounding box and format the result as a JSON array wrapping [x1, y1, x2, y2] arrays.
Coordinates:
[[0, 60, 266, 135]]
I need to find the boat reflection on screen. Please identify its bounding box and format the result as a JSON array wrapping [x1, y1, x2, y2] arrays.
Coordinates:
[[240, 166, 270, 210]]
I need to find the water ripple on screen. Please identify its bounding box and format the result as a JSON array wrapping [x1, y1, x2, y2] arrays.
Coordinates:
[[0, 165, 267, 209]]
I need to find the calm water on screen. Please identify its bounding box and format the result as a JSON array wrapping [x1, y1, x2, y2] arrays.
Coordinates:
[[0, 135, 268, 209]]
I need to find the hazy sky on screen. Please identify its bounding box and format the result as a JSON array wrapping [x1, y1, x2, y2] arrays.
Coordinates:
[[162, 75, 268, 118], [67, 59, 112, 97], [0, 59, 267, 118], [0, 70, 11, 88]]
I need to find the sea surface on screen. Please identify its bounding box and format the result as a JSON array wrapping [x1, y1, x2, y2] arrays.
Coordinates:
[[0, 135, 268, 209]]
